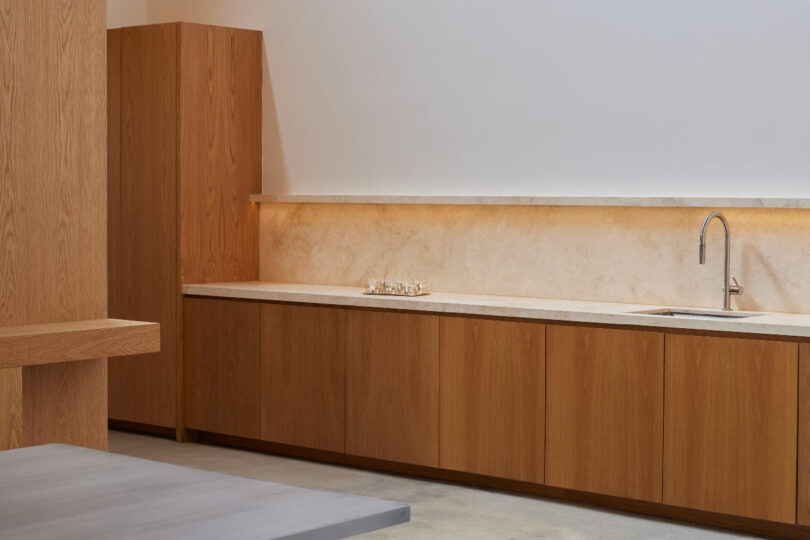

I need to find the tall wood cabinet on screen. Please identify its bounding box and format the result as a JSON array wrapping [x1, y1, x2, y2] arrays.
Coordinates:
[[107, 23, 261, 432]]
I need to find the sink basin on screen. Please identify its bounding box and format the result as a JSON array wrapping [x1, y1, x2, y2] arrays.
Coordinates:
[[631, 308, 763, 321]]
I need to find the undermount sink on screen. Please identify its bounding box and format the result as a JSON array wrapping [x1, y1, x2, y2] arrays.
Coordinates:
[[631, 308, 763, 321]]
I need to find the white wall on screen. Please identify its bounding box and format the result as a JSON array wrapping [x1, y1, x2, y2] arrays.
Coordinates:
[[107, 0, 147, 28], [108, 0, 810, 197]]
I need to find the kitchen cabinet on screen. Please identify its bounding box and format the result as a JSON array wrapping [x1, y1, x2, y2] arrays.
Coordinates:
[[800, 343, 810, 526], [439, 316, 545, 483], [107, 23, 261, 432], [176, 291, 810, 535], [663, 334, 797, 523], [346, 310, 440, 467], [183, 298, 261, 439], [545, 325, 664, 502], [261, 304, 347, 453]]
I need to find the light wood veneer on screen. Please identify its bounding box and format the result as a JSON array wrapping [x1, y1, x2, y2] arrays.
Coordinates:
[[261, 304, 347, 453], [545, 325, 664, 502], [346, 310, 440, 467], [0, 319, 159, 369], [0, 369, 23, 450], [664, 334, 798, 523], [0, 0, 106, 327], [1, 358, 111, 452], [1, 0, 109, 452], [22, 360, 108, 449], [439, 316, 545, 483]]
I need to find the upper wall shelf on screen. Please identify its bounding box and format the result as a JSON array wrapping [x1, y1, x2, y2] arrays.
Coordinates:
[[0, 319, 160, 369], [249, 194, 810, 209]]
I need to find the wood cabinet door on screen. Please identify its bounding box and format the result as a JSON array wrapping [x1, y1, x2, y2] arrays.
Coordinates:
[[178, 23, 261, 285], [346, 310, 439, 467], [546, 325, 664, 502], [439, 316, 545, 483], [799, 343, 810, 525], [183, 298, 260, 438], [664, 334, 797, 523], [261, 304, 346, 453]]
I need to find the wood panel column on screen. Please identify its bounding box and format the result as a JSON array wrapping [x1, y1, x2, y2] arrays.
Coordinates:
[[0, 0, 108, 450]]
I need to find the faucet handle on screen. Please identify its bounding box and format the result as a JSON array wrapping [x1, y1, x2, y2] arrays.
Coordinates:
[[729, 275, 743, 295]]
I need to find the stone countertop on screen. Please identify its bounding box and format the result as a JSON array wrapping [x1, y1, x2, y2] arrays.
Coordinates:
[[183, 281, 810, 339]]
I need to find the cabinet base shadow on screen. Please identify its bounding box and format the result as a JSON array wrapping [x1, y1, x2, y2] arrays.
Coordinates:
[[183, 429, 807, 540]]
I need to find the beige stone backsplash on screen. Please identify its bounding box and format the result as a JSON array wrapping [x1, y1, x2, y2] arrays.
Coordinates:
[[259, 203, 810, 314]]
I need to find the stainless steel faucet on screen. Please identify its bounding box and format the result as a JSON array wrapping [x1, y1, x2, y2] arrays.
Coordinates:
[[699, 211, 743, 311]]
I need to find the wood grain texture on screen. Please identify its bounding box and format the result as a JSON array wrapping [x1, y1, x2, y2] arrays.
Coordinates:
[[183, 298, 261, 439], [22, 359, 108, 450], [261, 304, 347, 453], [0, 0, 108, 451], [107, 28, 122, 338], [108, 24, 179, 429], [663, 334, 798, 523], [0, 368, 23, 450], [545, 325, 664, 502], [439, 316, 545, 483], [800, 343, 810, 525], [108, 23, 262, 433], [346, 310, 440, 467], [0, 0, 107, 327], [178, 23, 261, 284], [0, 319, 159, 369]]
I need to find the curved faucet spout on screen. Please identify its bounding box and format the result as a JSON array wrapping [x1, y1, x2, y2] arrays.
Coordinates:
[[698, 211, 741, 311], [699, 211, 728, 265]]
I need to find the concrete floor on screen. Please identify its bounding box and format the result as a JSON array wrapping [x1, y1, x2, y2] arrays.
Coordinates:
[[109, 430, 755, 539]]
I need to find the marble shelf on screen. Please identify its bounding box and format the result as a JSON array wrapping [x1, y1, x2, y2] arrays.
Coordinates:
[[249, 194, 810, 209]]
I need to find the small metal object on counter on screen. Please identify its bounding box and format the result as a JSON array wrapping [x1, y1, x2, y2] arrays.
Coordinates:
[[363, 278, 428, 297]]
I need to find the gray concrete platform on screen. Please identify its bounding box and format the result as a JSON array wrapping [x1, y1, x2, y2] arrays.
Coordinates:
[[0, 444, 409, 539]]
